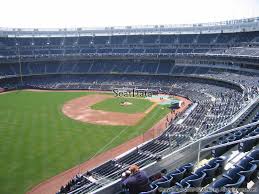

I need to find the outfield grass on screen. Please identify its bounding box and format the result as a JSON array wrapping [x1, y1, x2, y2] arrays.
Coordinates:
[[91, 97, 154, 113], [0, 91, 170, 194]]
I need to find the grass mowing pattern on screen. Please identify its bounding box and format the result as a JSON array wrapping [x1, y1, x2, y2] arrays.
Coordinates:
[[0, 91, 170, 194], [91, 97, 154, 113]]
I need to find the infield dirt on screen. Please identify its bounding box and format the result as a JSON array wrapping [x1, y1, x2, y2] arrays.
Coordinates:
[[62, 94, 157, 126]]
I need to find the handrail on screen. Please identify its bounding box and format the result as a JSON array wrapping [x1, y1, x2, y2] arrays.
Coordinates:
[[200, 120, 259, 141], [201, 133, 259, 153], [196, 119, 259, 163]]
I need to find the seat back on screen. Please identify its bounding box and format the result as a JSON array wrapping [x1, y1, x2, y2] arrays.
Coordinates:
[[179, 163, 194, 176], [187, 173, 206, 187], [226, 135, 236, 142], [212, 140, 228, 157], [225, 175, 245, 188], [204, 162, 219, 177], [212, 176, 231, 188], [225, 166, 242, 177], [237, 157, 253, 169], [167, 168, 186, 183], [249, 149, 259, 160], [239, 163, 257, 181], [139, 185, 158, 194], [208, 156, 227, 175], [234, 131, 243, 140], [156, 178, 171, 189], [151, 176, 168, 187], [238, 134, 255, 152], [216, 156, 227, 166]]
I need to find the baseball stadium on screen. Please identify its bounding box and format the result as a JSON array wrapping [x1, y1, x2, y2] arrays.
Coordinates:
[[0, 2, 259, 194]]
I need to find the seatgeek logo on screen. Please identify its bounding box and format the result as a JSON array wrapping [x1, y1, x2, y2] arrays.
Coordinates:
[[113, 89, 152, 98]]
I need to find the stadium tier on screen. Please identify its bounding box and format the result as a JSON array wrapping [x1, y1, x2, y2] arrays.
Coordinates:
[[1, 31, 259, 58], [0, 18, 259, 194]]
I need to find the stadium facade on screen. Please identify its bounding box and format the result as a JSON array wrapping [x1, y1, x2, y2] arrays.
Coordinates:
[[0, 17, 259, 194]]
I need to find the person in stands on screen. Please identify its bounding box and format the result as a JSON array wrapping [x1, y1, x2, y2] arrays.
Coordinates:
[[121, 164, 152, 194]]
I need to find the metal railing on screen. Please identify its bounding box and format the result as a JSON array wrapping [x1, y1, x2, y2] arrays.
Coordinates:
[[197, 120, 259, 163]]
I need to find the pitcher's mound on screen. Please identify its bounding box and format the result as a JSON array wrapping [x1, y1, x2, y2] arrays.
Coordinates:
[[120, 101, 132, 106]]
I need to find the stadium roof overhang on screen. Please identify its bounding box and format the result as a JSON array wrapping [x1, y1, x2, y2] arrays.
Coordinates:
[[0, 17, 259, 37]]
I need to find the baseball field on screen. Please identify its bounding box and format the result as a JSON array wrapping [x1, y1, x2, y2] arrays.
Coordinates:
[[0, 90, 171, 194]]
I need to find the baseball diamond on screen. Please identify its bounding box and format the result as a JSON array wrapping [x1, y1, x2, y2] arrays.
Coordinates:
[[0, 90, 189, 194]]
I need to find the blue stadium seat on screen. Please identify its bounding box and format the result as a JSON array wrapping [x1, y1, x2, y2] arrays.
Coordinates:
[[223, 174, 245, 189], [212, 176, 231, 188], [226, 135, 236, 142], [208, 156, 227, 176], [233, 131, 243, 140], [204, 162, 220, 178], [246, 149, 259, 168], [166, 168, 187, 184], [238, 132, 257, 152], [212, 174, 245, 191], [195, 164, 218, 186], [139, 185, 158, 194], [248, 149, 259, 159], [239, 128, 248, 135], [180, 172, 206, 187], [156, 178, 172, 189], [151, 176, 168, 186], [151, 176, 173, 189], [225, 163, 256, 182], [178, 163, 194, 177], [236, 157, 255, 170], [253, 127, 259, 134], [212, 140, 229, 157]]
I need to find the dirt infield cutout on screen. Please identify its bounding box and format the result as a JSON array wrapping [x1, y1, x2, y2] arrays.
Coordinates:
[[62, 94, 157, 126]]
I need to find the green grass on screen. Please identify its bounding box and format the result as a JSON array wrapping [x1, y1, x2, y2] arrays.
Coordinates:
[[0, 91, 170, 194], [91, 97, 154, 113]]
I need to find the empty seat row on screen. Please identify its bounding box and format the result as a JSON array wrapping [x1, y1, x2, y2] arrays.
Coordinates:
[[203, 149, 259, 194], [149, 149, 258, 194], [147, 157, 226, 194], [211, 125, 258, 157]]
